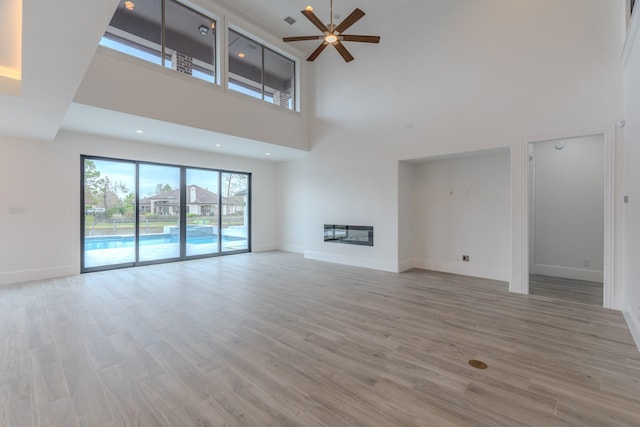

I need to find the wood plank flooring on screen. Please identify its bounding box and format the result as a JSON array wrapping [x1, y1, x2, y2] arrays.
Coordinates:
[[1, 251, 640, 426], [529, 274, 603, 307]]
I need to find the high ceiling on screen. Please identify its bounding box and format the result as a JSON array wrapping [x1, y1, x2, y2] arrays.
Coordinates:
[[0, 0, 409, 161], [216, 0, 411, 39]]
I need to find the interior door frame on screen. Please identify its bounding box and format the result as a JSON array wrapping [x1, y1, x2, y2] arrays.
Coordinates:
[[520, 127, 615, 308]]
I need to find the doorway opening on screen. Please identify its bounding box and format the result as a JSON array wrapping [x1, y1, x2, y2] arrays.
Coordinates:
[[523, 130, 614, 308]]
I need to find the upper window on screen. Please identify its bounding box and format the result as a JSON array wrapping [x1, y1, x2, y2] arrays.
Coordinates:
[[101, 0, 216, 84], [228, 29, 296, 111]]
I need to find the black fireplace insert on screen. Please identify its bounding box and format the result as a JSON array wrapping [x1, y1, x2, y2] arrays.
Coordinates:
[[324, 225, 374, 246]]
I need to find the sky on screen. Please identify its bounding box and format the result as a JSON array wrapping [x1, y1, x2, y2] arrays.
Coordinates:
[[89, 159, 231, 199]]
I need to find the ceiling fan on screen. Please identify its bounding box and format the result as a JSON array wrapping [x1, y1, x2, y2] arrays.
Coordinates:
[[283, 0, 380, 62]]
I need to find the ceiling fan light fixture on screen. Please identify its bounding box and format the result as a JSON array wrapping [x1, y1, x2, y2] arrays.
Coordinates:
[[325, 34, 338, 43], [284, 2, 378, 62]]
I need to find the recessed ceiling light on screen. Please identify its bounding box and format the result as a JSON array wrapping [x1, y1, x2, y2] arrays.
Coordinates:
[[266, 152, 271, 156], [305, 6, 313, 11], [124, 1, 135, 11], [215, 144, 221, 147], [238, 52, 246, 58], [136, 130, 143, 134]]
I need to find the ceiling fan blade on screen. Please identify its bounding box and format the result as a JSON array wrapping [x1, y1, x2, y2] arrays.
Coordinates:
[[334, 8, 365, 34], [341, 35, 381, 43], [301, 9, 329, 33], [307, 42, 329, 61], [283, 35, 324, 42], [333, 41, 355, 62]]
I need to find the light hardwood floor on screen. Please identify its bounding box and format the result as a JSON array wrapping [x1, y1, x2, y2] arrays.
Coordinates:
[[529, 274, 604, 307], [2, 251, 640, 426]]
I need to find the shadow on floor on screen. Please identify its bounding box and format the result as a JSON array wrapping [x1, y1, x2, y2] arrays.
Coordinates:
[[529, 274, 603, 306]]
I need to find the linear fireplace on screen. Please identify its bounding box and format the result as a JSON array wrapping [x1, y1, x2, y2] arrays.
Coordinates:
[[324, 225, 374, 246]]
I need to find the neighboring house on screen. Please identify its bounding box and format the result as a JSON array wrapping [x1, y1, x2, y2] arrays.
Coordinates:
[[139, 185, 237, 216]]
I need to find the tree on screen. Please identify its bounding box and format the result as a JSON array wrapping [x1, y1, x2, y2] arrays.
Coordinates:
[[84, 160, 101, 206], [95, 176, 129, 215], [221, 174, 247, 225], [154, 184, 173, 195]]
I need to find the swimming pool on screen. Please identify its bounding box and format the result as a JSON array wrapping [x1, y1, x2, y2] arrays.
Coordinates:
[[84, 233, 243, 250]]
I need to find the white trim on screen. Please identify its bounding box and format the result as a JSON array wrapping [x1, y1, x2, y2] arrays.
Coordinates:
[[623, 2, 640, 68], [397, 259, 414, 272], [413, 259, 509, 282], [252, 244, 280, 252], [623, 310, 640, 351], [304, 250, 398, 273], [279, 244, 305, 254], [533, 264, 604, 283], [521, 128, 615, 309], [603, 127, 616, 309], [0, 265, 76, 286]]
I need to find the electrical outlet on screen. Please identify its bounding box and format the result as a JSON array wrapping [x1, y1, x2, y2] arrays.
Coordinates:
[[462, 255, 470, 262]]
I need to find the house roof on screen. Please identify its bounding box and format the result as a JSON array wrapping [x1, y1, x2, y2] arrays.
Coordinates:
[[139, 185, 233, 205]]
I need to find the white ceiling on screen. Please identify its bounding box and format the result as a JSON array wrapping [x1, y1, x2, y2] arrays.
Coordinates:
[[0, 0, 120, 140], [62, 103, 309, 162], [1, 0, 405, 162], [217, 0, 411, 39]]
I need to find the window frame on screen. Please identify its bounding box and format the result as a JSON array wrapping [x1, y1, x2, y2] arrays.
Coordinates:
[[227, 26, 297, 111], [81, 155, 251, 273], [101, 0, 218, 84]]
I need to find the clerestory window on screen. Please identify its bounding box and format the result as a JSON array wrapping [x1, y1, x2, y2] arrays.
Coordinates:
[[228, 29, 296, 111], [100, 0, 217, 84]]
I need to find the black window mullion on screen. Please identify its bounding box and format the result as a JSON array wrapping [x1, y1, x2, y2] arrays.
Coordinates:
[[248, 173, 252, 252], [80, 157, 86, 270], [180, 167, 187, 258], [161, 0, 166, 66], [218, 171, 223, 254], [261, 46, 265, 101], [135, 163, 140, 264]]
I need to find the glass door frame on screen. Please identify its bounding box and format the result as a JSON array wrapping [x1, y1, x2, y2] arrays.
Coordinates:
[[81, 155, 252, 273]]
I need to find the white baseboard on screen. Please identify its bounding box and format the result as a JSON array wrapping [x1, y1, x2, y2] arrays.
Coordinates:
[[0, 265, 76, 286], [278, 244, 305, 254], [304, 251, 398, 272], [252, 244, 280, 252], [533, 264, 603, 283], [623, 309, 640, 352], [412, 259, 509, 282], [397, 259, 414, 272]]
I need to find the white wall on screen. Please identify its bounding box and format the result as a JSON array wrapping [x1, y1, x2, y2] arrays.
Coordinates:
[[74, 48, 308, 152], [409, 151, 511, 281], [397, 161, 415, 271], [295, 0, 625, 292], [622, 9, 640, 347], [531, 136, 605, 282], [276, 157, 309, 253], [302, 135, 400, 271], [0, 130, 280, 285]]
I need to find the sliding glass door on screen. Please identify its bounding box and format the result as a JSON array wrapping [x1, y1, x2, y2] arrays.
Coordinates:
[[221, 173, 249, 252], [138, 164, 182, 262], [82, 158, 136, 269], [186, 168, 219, 257], [82, 156, 250, 272]]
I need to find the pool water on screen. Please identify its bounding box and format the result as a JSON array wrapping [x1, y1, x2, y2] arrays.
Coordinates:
[[84, 234, 242, 250]]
